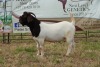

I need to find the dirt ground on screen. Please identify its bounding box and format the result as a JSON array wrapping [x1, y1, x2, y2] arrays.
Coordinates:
[[0, 40, 100, 67]]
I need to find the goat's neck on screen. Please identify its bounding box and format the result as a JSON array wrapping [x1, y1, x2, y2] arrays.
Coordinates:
[[28, 21, 41, 37]]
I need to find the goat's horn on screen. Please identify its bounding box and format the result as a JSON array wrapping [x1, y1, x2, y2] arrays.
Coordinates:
[[12, 11, 20, 19], [29, 12, 36, 17]]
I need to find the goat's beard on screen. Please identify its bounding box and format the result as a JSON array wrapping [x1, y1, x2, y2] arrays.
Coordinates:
[[19, 19, 26, 26], [19, 21, 26, 26]]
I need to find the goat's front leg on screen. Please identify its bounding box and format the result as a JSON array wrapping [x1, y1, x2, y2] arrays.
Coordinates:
[[38, 39, 44, 57], [36, 41, 41, 56], [33, 38, 41, 56], [33, 37, 42, 56]]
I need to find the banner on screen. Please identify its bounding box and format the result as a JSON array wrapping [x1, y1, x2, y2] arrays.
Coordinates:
[[12, 0, 100, 33], [0, 0, 12, 33]]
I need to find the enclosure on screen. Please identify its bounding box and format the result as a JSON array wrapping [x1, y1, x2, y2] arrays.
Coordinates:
[[0, 0, 100, 67], [0, 30, 100, 67]]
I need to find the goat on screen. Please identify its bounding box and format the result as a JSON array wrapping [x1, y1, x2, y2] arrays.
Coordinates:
[[19, 11, 76, 57]]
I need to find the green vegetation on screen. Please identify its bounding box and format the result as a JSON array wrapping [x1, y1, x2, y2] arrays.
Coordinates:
[[0, 40, 100, 67]]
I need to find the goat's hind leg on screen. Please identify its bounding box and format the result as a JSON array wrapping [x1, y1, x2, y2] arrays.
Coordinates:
[[66, 38, 75, 56], [71, 40, 75, 54]]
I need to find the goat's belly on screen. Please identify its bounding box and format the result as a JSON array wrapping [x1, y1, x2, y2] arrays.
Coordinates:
[[45, 36, 64, 42]]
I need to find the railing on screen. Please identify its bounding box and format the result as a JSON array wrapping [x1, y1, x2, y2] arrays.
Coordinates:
[[0, 30, 100, 44]]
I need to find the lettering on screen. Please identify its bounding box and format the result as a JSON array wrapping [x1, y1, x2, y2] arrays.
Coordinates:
[[81, 20, 100, 29]]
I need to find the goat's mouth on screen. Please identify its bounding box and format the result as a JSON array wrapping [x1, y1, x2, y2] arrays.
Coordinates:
[[19, 22, 25, 26], [18, 20, 24, 26]]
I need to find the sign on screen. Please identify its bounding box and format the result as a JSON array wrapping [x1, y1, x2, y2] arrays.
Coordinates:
[[0, 0, 12, 33], [12, 0, 100, 33], [0, 20, 3, 33], [13, 22, 30, 33]]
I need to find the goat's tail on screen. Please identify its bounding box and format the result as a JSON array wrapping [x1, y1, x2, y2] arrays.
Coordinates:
[[70, 12, 75, 25]]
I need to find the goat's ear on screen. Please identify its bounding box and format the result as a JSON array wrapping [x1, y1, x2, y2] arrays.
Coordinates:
[[27, 15, 33, 23], [23, 12, 29, 18], [23, 11, 28, 15]]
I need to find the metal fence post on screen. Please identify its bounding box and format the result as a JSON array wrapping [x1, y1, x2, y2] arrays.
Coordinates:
[[85, 31, 88, 42], [7, 33, 10, 44], [86, 31, 89, 42], [3, 33, 5, 43]]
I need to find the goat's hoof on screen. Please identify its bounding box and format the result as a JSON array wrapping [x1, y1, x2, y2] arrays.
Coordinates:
[[66, 54, 70, 57], [37, 54, 44, 57], [37, 54, 40, 56], [40, 54, 44, 57]]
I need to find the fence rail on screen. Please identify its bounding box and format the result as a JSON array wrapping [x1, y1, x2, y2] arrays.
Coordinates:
[[0, 30, 100, 44]]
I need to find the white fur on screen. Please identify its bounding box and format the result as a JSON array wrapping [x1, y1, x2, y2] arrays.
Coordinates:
[[38, 21, 75, 41], [33, 13, 76, 57]]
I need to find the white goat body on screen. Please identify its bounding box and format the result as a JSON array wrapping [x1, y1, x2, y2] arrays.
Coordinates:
[[19, 12, 75, 57], [33, 14, 75, 56], [36, 21, 75, 42]]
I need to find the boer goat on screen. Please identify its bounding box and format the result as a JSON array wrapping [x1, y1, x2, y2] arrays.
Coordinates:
[[19, 12, 76, 57]]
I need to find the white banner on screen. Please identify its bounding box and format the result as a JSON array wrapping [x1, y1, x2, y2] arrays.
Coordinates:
[[12, 0, 100, 33], [12, 0, 100, 18]]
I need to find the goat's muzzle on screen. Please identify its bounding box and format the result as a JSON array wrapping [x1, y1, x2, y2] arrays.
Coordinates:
[[19, 16, 26, 26]]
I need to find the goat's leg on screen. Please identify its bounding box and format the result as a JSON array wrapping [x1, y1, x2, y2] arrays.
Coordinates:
[[66, 36, 75, 56], [66, 42, 73, 56], [71, 40, 75, 54], [33, 39, 41, 56], [40, 44, 44, 56], [38, 39, 44, 57], [36, 41, 41, 56], [67, 40, 75, 55], [65, 30, 75, 56]]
